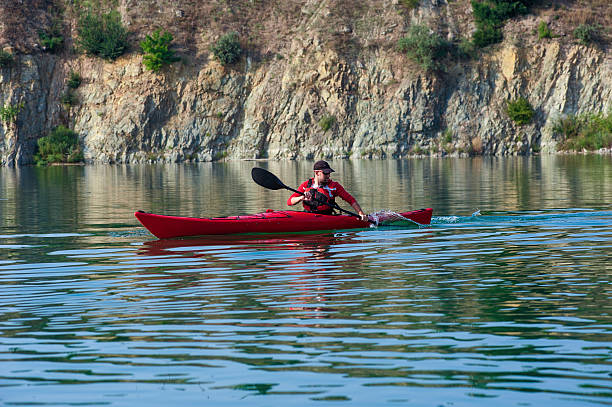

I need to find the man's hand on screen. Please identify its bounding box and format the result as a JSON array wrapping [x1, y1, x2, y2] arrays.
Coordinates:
[[358, 212, 368, 222]]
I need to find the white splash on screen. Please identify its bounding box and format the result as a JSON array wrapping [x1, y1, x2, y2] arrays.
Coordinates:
[[368, 210, 421, 226], [432, 216, 459, 224]]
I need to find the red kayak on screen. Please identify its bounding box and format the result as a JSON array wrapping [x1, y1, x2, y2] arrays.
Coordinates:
[[135, 208, 433, 239]]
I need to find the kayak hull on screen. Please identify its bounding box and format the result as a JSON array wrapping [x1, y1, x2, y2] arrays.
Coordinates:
[[135, 208, 433, 239]]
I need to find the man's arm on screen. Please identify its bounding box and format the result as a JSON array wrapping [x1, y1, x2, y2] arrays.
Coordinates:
[[335, 183, 367, 221], [351, 201, 367, 221], [287, 182, 307, 206], [289, 194, 304, 206]]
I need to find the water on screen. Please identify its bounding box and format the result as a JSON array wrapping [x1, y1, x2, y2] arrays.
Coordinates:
[[1, 156, 611, 406]]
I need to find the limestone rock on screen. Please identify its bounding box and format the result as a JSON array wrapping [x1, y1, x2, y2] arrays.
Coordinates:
[[0, 33, 610, 165]]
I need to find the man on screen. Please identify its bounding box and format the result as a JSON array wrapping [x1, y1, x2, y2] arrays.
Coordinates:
[[287, 160, 368, 221]]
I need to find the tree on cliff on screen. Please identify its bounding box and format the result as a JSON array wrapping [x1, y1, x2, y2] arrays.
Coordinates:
[[140, 29, 180, 72], [77, 10, 128, 61]]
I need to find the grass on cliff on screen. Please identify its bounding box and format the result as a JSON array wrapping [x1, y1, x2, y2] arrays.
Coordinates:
[[554, 111, 612, 151], [34, 126, 84, 165]]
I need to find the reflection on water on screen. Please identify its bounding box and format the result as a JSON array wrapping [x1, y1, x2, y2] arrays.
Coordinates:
[[0, 156, 611, 406]]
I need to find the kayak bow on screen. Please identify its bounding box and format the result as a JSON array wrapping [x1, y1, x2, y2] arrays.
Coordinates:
[[135, 208, 433, 239]]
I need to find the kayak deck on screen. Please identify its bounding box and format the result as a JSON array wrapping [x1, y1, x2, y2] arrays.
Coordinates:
[[135, 208, 433, 239]]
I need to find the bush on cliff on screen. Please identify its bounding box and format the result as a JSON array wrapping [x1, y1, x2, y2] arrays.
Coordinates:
[[39, 20, 64, 53], [573, 24, 601, 46], [399, 0, 419, 10], [398, 25, 449, 71], [472, 25, 503, 48], [210, 32, 241, 65], [0, 50, 13, 67], [61, 91, 78, 107], [537, 21, 552, 40], [471, 0, 532, 47], [506, 97, 535, 125], [0, 103, 24, 124], [77, 10, 128, 61], [67, 71, 82, 89], [34, 126, 84, 166], [554, 111, 612, 151], [319, 115, 336, 132], [141, 29, 180, 72]]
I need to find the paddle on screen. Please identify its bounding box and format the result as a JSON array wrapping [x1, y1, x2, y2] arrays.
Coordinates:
[[251, 167, 374, 223]]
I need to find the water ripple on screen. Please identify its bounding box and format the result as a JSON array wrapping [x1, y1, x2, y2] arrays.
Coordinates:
[[1, 209, 611, 406]]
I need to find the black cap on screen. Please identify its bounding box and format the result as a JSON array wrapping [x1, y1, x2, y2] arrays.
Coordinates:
[[313, 160, 335, 173]]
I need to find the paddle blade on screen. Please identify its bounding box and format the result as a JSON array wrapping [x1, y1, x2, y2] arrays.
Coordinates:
[[251, 167, 287, 190]]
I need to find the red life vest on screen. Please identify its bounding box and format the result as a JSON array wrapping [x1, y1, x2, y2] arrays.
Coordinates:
[[303, 178, 336, 214]]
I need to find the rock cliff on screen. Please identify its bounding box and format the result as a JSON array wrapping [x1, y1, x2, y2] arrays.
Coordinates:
[[0, 0, 610, 165]]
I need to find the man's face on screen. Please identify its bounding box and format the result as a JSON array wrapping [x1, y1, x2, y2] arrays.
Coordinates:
[[314, 170, 331, 184]]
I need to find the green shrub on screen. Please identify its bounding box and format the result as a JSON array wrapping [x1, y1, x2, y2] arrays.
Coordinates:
[[457, 38, 477, 59], [0, 50, 13, 67], [213, 151, 228, 161], [67, 71, 82, 89], [554, 111, 612, 151], [210, 32, 241, 65], [472, 0, 528, 27], [472, 25, 503, 47], [470, 0, 531, 47], [537, 21, 552, 39], [398, 24, 450, 71], [61, 91, 78, 107], [506, 97, 535, 125], [140, 29, 180, 72], [319, 115, 336, 132], [400, 0, 419, 9], [573, 24, 600, 46], [553, 115, 582, 140], [471, 1, 503, 29], [34, 125, 84, 165], [443, 129, 453, 144], [77, 10, 128, 61], [39, 30, 63, 53], [0, 102, 24, 124]]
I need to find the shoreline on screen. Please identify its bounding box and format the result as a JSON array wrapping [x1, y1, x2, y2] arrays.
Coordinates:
[[10, 148, 611, 168]]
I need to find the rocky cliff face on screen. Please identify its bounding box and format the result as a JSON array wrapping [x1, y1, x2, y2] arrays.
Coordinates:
[[0, 0, 610, 165]]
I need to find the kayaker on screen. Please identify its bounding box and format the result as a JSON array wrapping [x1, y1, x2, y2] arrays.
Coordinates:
[[287, 160, 368, 221]]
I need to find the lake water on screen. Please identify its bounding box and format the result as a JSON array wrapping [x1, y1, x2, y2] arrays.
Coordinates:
[[1, 156, 611, 406]]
